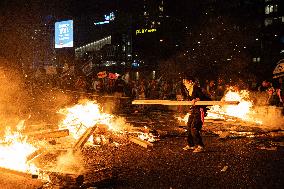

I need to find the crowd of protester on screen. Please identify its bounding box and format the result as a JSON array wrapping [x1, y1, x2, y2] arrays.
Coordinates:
[[24, 71, 284, 108]]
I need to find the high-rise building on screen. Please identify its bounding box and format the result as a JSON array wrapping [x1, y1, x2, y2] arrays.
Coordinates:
[[262, 0, 284, 68]]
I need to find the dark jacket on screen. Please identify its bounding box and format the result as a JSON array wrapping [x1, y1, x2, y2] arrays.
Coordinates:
[[183, 84, 211, 114]]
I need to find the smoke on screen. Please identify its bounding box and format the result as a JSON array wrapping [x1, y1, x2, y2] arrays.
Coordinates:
[[0, 64, 30, 136], [0, 58, 75, 135], [55, 149, 85, 174], [250, 106, 284, 130]]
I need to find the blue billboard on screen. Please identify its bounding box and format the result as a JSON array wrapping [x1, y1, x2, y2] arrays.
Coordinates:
[[55, 20, 73, 48]]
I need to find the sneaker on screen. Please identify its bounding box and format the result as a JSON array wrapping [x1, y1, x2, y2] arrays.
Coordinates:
[[183, 145, 195, 151], [193, 145, 205, 153]]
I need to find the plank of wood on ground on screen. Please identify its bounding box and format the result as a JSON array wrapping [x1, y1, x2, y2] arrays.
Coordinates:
[[132, 100, 239, 106], [73, 124, 106, 151], [129, 136, 154, 148], [0, 166, 38, 179]]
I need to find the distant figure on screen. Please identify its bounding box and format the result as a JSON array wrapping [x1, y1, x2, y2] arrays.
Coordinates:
[[276, 77, 284, 106], [258, 80, 270, 92], [206, 80, 216, 100], [258, 80, 280, 106], [215, 78, 225, 100], [113, 76, 125, 98], [75, 76, 86, 92]]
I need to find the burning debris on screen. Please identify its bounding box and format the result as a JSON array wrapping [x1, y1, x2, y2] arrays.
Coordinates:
[[175, 89, 284, 140], [0, 70, 282, 188], [0, 99, 158, 188], [176, 89, 283, 127], [0, 121, 38, 175]]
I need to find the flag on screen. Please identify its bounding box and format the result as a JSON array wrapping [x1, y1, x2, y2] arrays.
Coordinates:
[[109, 72, 118, 79], [97, 71, 107, 78]]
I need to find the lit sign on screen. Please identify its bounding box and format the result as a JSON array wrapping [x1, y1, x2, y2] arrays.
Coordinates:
[[104, 12, 115, 21], [55, 20, 73, 48], [94, 21, 110, 25], [94, 12, 115, 25], [136, 28, 157, 35]]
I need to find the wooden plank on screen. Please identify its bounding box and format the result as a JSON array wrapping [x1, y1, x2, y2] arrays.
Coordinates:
[[129, 136, 154, 148], [26, 148, 47, 162], [132, 100, 239, 106], [26, 129, 69, 139], [0, 166, 38, 179], [73, 124, 106, 151]]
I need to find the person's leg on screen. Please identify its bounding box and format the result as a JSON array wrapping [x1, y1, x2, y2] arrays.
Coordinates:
[[190, 112, 203, 146], [183, 114, 195, 150], [191, 113, 205, 153], [191, 126, 204, 147]]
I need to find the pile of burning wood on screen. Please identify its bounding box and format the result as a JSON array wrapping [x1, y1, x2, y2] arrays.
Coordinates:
[[0, 100, 157, 188]]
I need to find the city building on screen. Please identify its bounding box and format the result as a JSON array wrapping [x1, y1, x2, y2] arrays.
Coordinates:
[[262, 0, 284, 69]]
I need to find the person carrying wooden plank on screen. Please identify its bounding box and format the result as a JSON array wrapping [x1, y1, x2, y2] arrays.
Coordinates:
[[182, 75, 211, 153]]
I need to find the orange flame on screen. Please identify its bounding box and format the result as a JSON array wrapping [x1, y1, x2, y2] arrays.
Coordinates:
[[58, 100, 129, 140], [0, 121, 38, 174], [177, 88, 262, 125], [218, 90, 262, 124]]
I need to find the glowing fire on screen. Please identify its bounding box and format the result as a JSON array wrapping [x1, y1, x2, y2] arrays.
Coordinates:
[[58, 100, 129, 140], [58, 100, 158, 143], [222, 90, 252, 119], [177, 89, 262, 124], [0, 121, 38, 174], [137, 126, 156, 142], [213, 89, 262, 124]]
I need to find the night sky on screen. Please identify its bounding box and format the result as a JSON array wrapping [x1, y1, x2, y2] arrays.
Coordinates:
[[0, 0, 204, 26]]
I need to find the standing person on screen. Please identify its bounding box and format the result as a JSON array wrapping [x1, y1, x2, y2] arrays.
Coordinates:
[[206, 80, 216, 100], [182, 75, 210, 153]]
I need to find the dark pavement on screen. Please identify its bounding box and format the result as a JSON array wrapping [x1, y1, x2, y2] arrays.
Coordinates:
[[110, 134, 284, 189], [0, 105, 283, 189]]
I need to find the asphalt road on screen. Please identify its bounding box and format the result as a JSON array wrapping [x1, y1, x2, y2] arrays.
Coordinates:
[[0, 108, 283, 189], [109, 134, 284, 189]]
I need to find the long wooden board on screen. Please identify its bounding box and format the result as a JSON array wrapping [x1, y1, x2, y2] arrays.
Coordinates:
[[132, 100, 239, 106], [26, 129, 69, 139], [73, 126, 97, 151], [0, 166, 38, 179], [129, 136, 154, 148]]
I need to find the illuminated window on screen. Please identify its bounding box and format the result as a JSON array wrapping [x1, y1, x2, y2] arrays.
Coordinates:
[[282, 17, 284, 22], [265, 5, 278, 14], [253, 57, 261, 63]]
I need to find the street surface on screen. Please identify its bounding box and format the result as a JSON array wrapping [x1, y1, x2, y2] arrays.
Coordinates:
[[0, 106, 283, 189]]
